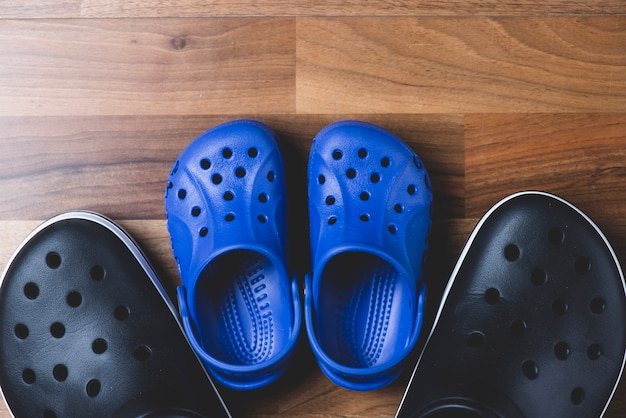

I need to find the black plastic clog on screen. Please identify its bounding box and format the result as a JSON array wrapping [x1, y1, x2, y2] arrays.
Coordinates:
[[0, 212, 231, 418], [397, 191, 626, 418]]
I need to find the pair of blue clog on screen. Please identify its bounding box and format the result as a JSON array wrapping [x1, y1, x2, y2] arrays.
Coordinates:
[[164, 119, 432, 391]]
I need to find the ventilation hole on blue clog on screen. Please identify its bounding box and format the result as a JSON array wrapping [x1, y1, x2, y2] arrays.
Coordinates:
[[66, 291, 82, 308], [90, 265, 105, 281], [394, 203, 403, 213], [407, 184, 416, 195], [370, 173, 380, 183], [522, 360, 539, 380], [554, 342, 570, 360], [171, 161, 179, 175], [114, 305, 129, 320], [222, 148, 233, 159], [134, 345, 152, 361], [360, 192, 370, 201], [510, 319, 527, 336], [258, 214, 268, 223], [325, 196, 335, 205], [328, 216, 337, 225], [571, 387, 585, 405], [177, 189, 187, 200], [248, 147, 258, 158], [199, 227, 208, 237], [24, 282, 39, 299], [225, 213, 235, 222], [360, 214, 370, 222], [575, 257, 591, 274], [44, 409, 57, 418], [200, 159, 211, 170], [346, 168, 356, 179], [552, 299, 568, 315], [587, 344, 602, 360], [388, 225, 397, 234], [223, 191, 234, 201], [92, 338, 108, 354], [318, 174, 326, 184], [22, 368, 36, 384], [258, 193, 268, 203], [46, 252, 61, 269], [211, 173, 223, 185], [413, 155, 423, 169], [467, 331, 485, 347], [381, 157, 390, 167], [50, 322, 65, 338], [332, 149, 343, 160], [504, 244, 520, 261], [548, 226, 565, 245], [167, 181, 173, 190], [53, 364, 68, 382], [191, 206, 201, 217], [15, 324, 29, 339], [531, 268, 547, 286], [590, 297, 606, 314], [484, 288, 500, 304], [235, 167, 246, 178], [358, 148, 367, 159], [86, 379, 101, 397], [267, 171, 275, 182]]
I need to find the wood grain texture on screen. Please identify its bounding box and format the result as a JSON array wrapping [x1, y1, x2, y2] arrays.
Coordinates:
[[297, 17, 626, 113]]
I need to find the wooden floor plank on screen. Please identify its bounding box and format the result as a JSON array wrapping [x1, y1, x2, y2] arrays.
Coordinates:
[[0, 19, 295, 116], [297, 17, 626, 114]]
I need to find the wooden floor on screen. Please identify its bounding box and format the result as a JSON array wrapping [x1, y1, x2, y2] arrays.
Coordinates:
[[1, 1, 625, 417]]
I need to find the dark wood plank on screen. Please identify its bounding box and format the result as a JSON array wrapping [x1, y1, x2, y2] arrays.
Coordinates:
[[0, 19, 295, 116], [297, 17, 626, 114]]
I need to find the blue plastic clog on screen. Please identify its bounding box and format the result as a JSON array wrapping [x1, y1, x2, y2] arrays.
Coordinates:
[[165, 119, 301, 390], [305, 120, 432, 391]]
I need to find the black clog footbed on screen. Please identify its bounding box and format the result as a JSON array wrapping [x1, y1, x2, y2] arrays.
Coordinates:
[[0, 212, 231, 418], [397, 191, 626, 418]]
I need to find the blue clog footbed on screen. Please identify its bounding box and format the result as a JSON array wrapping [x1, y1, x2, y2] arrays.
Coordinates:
[[165, 120, 301, 390], [306, 120, 432, 391]]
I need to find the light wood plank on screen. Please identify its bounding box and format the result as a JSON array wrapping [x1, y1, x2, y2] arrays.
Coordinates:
[[0, 0, 80, 18], [297, 17, 626, 114], [0, 19, 295, 116]]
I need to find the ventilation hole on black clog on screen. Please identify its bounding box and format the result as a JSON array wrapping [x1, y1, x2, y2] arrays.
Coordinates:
[[571, 387, 585, 405], [211, 173, 223, 185], [328, 216, 337, 225], [92, 338, 108, 354], [332, 149, 343, 160], [522, 360, 539, 380], [360, 192, 370, 201], [267, 171, 275, 182], [200, 159, 211, 170], [504, 244, 520, 261], [114, 305, 129, 320], [388, 225, 397, 234], [548, 226, 565, 245], [24, 282, 39, 299], [467, 331, 485, 347], [413, 155, 423, 169], [258, 214, 268, 223], [325, 196, 335, 205], [15, 323, 29, 339], [358, 148, 367, 159], [552, 299, 568, 315], [510, 319, 527, 336], [407, 184, 416, 195], [53, 364, 68, 382], [177, 189, 187, 200], [46, 252, 61, 269], [530, 268, 547, 286], [134, 345, 152, 361], [590, 297, 606, 314], [360, 214, 370, 222], [346, 168, 356, 179], [191, 206, 201, 217], [484, 288, 500, 304], [223, 191, 234, 201], [22, 368, 36, 384], [318, 175, 326, 184], [587, 344, 602, 360], [43, 409, 57, 418], [575, 257, 591, 274], [248, 147, 258, 158], [66, 291, 82, 308], [86, 379, 101, 397], [90, 265, 105, 281], [381, 157, 390, 167], [258, 193, 268, 203], [50, 322, 65, 339], [222, 148, 233, 159], [199, 227, 208, 237], [235, 167, 246, 178], [394, 204, 403, 213], [225, 213, 235, 222], [370, 173, 380, 183], [554, 342, 571, 360]]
